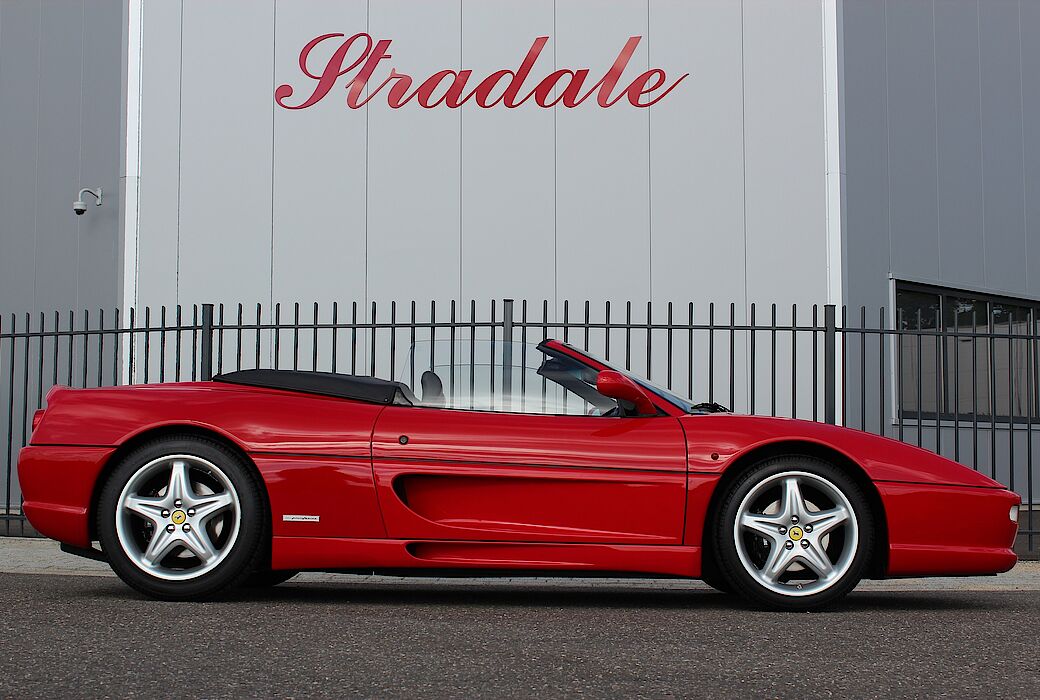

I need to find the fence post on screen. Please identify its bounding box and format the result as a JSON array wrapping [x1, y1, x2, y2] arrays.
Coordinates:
[[200, 303, 215, 381], [824, 304, 836, 424], [502, 299, 514, 408]]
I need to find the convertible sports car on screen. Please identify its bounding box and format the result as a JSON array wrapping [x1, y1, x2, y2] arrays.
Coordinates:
[[19, 339, 1020, 610]]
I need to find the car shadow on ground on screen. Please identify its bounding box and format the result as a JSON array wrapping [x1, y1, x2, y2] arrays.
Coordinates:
[[74, 576, 998, 613], [262, 584, 999, 613]]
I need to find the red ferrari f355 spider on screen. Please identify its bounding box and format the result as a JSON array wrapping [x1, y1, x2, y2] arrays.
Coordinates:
[[19, 339, 1020, 609]]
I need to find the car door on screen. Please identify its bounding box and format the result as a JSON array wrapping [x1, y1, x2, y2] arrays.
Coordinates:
[[370, 348, 688, 545]]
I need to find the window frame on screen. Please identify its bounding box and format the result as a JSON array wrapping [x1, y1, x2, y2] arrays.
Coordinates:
[[894, 280, 1039, 425]]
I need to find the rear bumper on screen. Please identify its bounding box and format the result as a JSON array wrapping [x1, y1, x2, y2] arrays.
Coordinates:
[[18, 445, 114, 548], [878, 481, 1020, 577]]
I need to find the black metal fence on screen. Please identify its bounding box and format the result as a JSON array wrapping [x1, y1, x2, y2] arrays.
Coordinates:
[[1, 299, 1036, 555]]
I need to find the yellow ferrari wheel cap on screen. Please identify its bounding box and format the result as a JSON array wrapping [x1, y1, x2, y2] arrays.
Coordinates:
[[171, 509, 186, 525], [788, 526, 803, 541]]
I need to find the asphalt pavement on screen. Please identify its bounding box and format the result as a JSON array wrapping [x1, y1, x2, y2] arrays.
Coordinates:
[[0, 539, 1038, 698]]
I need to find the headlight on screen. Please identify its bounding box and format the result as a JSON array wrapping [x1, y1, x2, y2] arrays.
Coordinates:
[[1010, 505, 1020, 523]]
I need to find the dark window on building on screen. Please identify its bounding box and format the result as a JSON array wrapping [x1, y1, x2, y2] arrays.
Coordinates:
[[896, 282, 1037, 422]]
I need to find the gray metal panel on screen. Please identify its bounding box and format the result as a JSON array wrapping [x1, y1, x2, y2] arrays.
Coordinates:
[[1023, 1, 1040, 296], [0, 1, 40, 318], [884, 0, 939, 283], [460, 0, 555, 308], [840, 0, 889, 310], [176, 0, 275, 309], [741, 0, 828, 308], [366, 0, 462, 309], [843, 0, 1040, 306], [76, 0, 124, 313], [33, 1, 85, 313], [979, 0, 1027, 294], [934, 0, 984, 289], [271, 0, 368, 309], [648, 0, 746, 308], [554, 0, 650, 309], [135, 0, 183, 314], [0, 0, 123, 318]]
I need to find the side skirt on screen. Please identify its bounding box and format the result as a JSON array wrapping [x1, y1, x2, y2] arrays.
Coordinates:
[[272, 537, 701, 578]]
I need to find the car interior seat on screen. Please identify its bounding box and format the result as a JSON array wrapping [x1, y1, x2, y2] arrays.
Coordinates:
[[420, 370, 445, 407]]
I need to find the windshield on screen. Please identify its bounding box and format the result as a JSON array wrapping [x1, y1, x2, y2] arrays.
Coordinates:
[[555, 342, 726, 414]]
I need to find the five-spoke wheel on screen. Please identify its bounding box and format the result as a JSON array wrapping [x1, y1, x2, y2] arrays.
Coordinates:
[[711, 456, 874, 610], [98, 436, 268, 600], [115, 454, 241, 580]]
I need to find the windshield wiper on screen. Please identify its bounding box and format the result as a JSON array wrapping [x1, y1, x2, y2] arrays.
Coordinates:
[[690, 401, 731, 414]]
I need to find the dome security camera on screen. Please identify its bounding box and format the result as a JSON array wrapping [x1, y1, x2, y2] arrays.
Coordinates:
[[73, 187, 102, 216]]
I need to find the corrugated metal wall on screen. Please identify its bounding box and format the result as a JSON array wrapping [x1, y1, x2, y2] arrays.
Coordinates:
[[0, 0, 124, 319], [843, 0, 1040, 311]]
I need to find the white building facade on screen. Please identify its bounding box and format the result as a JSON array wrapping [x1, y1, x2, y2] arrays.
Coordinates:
[[120, 0, 844, 318]]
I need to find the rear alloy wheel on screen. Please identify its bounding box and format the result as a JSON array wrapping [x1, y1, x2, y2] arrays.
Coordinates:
[[713, 456, 874, 610], [97, 436, 267, 600]]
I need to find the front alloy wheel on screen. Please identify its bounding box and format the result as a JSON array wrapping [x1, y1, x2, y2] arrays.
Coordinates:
[[713, 456, 874, 610], [98, 436, 267, 600]]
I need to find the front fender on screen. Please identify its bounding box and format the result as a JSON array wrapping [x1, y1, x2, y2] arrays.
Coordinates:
[[679, 415, 1018, 577], [680, 414, 1002, 488]]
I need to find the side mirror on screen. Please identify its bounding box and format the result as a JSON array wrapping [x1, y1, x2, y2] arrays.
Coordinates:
[[595, 370, 658, 416]]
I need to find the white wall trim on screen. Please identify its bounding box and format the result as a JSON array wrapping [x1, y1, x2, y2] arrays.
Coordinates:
[[121, 0, 142, 319], [822, 0, 846, 309], [822, 0, 846, 423], [121, 0, 143, 383]]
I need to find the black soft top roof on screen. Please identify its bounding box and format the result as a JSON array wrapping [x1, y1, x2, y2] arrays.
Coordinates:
[[213, 369, 414, 405]]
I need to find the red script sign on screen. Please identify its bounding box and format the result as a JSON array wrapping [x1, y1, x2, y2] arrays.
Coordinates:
[[275, 33, 688, 110]]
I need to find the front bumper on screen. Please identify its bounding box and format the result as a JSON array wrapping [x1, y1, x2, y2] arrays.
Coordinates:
[[18, 445, 115, 548], [878, 481, 1020, 577]]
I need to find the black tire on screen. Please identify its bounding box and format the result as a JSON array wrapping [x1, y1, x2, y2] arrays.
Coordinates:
[[96, 435, 268, 601], [711, 455, 874, 611], [244, 569, 298, 588], [698, 559, 734, 594]]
